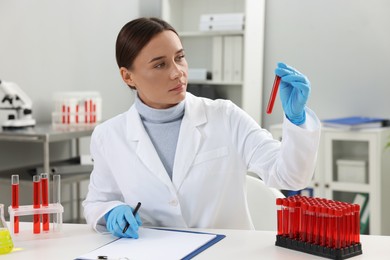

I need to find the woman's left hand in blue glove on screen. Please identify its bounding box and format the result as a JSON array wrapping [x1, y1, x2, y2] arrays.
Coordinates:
[[275, 62, 311, 125]]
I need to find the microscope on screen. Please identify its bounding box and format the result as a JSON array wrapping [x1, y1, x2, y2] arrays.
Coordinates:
[[0, 79, 36, 128]]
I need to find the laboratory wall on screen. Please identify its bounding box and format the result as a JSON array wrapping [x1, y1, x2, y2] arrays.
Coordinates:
[[0, 0, 139, 171], [262, 0, 390, 129]]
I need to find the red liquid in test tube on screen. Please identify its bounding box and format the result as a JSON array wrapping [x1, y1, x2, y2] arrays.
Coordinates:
[[288, 201, 295, 239], [89, 99, 93, 123], [320, 206, 328, 247], [282, 200, 289, 237], [41, 173, 49, 231], [300, 203, 307, 242], [293, 201, 300, 239], [62, 104, 66, 124], [33, 175, 41, 234], [307, 205, 315, 244], [76, 104, 79, 123], [11, 175, 19, 234], [276, 198, 283, 236], [341, 206, 347, 248], [334, 208, 342, 249], [93, 102, 96, 123], [346, 205, 352, 247], [354, 204, 361, 243], [84, 100, 88, 123], [327, 208, 334, 248], [314, 205, 321, 245], [266, 75, 281, 114]]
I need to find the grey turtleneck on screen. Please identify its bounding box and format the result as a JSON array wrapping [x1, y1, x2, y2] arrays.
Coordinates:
[[135, 94, 185, 180]]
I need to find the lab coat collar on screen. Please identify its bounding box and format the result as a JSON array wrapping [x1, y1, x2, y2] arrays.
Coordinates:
[[125, 105, 174, 191], [124, 92, 207, 192]]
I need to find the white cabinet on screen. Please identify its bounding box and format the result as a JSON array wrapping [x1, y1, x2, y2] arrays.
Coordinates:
[[162, 0, 265, 123], [270, 124, 390, 235]]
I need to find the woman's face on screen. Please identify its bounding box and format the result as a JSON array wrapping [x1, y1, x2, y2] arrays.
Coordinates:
[[121, 30, 188, 109]]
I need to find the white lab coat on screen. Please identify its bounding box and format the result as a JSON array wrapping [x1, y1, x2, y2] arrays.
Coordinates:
[[83, 93, 321, 232]]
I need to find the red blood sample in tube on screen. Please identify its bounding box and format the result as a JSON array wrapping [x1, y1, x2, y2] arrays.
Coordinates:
[[307, 205, 314, 243], [300, 203, 307, 242], [84, 100, 88, 123], [276, 198, 283, 235], [320, 206, 328, 247], [354, 204, 361, 243], [93, 102, 97, 123], [327, 208, 334, 248], [347, 205, 353, 246], [89, 99, 93, 123], [33, 175, 41, 234], [62, 104, 66, 124], [282, 200, 289, 237], [67, 106, 70, 124], [288, 201, 296, 239], [41, 174, 49, 231], [75, 104, 79, 123], [11, 175, 19, 234], [266, 75, 281, 114], [334, 209, 342, 249], [293, 201, 301, 239], [314, 205, 321, 245]]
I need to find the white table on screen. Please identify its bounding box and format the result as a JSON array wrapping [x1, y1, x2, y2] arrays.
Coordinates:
[[3, 223, 389, 259]]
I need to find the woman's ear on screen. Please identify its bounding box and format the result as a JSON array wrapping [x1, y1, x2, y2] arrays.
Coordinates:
[[120, 67, 136, 88]]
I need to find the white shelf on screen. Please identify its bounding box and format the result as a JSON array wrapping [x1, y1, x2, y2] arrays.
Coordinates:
[[329, 182, 371, 193], [179, 31, 244, 37]]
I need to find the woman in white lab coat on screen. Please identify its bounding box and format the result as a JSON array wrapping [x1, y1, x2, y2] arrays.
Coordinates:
[[82, 17, 321, 238]]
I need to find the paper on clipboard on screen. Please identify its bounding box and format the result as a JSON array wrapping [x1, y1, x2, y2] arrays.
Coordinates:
[[75, 227, 225, 260]]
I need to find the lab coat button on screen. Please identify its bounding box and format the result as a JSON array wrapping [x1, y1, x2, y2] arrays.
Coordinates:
[[169, 200, 178, 206]]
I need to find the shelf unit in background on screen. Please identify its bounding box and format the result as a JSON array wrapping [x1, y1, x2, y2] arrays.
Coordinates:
[[161, 0, 265, 123], [270, 124, 390, 235]]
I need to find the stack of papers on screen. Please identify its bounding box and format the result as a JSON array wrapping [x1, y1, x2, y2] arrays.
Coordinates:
[[199, 13, 245, 32], [75, 228, 225, 260], [322, 116, 390, 130]]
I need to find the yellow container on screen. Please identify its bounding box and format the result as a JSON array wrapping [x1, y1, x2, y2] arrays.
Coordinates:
[[0, 204, 13, 254]]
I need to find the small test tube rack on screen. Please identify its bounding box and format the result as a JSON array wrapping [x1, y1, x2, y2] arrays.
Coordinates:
[[275, 195, 363, 259], [52, 91, 102, 128], [8, 174, 63, 237]]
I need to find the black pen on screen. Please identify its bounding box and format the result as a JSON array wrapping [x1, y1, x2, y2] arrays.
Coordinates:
[[122, 202, 141, 234]]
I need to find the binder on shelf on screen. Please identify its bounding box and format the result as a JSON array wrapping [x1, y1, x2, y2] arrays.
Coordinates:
[[199, 13, 245, 32], [223, 36, 234, 82], [322, 116, 390, 130], [212, 36, 223, 82], [200, 13, 245, 23], [222, 36, 243, 82], [232, 36, 243, 82], [199, 23, 244, 32]]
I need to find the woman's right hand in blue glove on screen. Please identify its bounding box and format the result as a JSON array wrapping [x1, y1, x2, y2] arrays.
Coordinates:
[[105, 204, 142, 238]]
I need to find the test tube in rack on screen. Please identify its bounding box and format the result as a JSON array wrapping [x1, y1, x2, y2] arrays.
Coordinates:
[[52, 174, 62, 232], [11, 175, 19, 234], [33, 175, 41, 234], [41, 173, 49, 231]]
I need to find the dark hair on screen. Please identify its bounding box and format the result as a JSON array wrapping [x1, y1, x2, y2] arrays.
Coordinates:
[[115, 17, 178, 70]]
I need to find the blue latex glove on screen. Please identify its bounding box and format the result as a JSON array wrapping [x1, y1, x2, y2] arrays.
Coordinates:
[[275, 62, 311, 125], [105, 205, 142, 238]]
